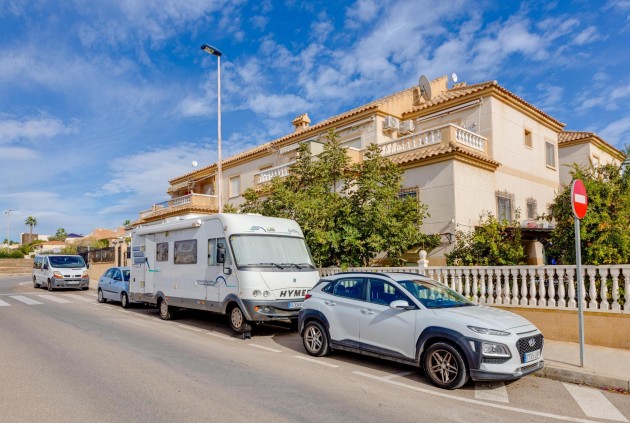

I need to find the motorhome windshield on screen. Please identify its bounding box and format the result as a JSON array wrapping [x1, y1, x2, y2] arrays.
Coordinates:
[[230, 235, 315, 270], [48, 256, 86, 268]]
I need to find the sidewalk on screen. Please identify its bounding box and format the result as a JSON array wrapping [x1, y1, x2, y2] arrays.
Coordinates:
[[541, 339, 630, 392]]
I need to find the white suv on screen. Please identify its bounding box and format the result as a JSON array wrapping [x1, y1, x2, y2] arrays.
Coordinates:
[[298, 272, 544, 389]]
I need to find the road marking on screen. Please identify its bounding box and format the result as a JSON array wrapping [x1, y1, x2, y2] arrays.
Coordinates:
[[63, 294, 94, 302], [564, 383, 628, 422], [382, 371, 415, 380], [0, 298, 9, 307], [353, 371, 601, 423], [293, 355, 340, 368], [10, 295, 43, 305], [249, 344, 282, 353], [206, 331, 237, 342], [36, 295, 72, 304], [475, 382, 509, 403], [176, 324, 203, 332]]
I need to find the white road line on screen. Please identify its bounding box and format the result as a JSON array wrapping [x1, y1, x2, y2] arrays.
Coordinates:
[[249, 344, 282, 353], [63, 294, 94, 303], [0, 298, 10, 307], [206, 331, 237, 342], [176, 324, 203, 332], [10, 295, 43, 305], [474, 382, 509, 403], [382, 371, 415, 380], [293, 355, 340, 368], [36, 295, 72, 304], [564, 383, 629, 422], [353, 371, 601, 423]]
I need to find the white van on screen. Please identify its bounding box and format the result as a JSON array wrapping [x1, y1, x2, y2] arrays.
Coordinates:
[[130, 213, 320, 334], [33, 254, 90, 291]]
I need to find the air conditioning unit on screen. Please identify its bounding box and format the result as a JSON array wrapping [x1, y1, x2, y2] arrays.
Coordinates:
[[398, 120, 415, 135], [382, 116, 399, 132]]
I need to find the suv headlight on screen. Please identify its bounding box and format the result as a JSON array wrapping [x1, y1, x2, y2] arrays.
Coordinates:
[[482, 342, 512, 358], [468, 326, 510, 336]]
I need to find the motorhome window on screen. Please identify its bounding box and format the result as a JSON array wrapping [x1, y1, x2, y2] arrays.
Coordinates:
[[208, 238, 232, 266], [156, 242, 169, 262], [174, 240, 197, 264], [229, 235, 314, 269], [48, 256, 86, 268]]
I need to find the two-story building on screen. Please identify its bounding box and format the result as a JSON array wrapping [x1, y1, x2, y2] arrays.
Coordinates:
[[134, 75, 624, 265]]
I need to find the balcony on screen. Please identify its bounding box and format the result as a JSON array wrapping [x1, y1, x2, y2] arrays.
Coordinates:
[[380, 124, 487, 157], [138, 193, 218, 221]]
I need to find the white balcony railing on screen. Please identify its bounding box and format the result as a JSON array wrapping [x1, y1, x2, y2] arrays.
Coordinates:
[[139, 194, 217, 219], [254, 161, 295, 183], [319, 264, 630, 312], [380, 124, 487, 157]]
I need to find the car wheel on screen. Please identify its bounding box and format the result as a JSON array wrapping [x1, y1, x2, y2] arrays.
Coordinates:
[[423, 342, 469, 390], [228, 304, 252, 334], [33, 276, 40, 289], [121, 292, 129, 309], [47, 279, 53, 292], [159, 298, 173, 320], [302, 321, 330, 357], [97, 289, 106, 303]]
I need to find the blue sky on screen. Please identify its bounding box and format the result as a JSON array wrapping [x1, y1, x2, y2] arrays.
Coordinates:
[[1, 0, 629, 241]]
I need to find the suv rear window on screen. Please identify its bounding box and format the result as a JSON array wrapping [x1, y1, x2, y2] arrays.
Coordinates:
[[330, 278, 364, 300]]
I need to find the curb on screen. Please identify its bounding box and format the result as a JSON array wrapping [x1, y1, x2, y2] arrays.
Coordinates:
[[537, 364, 630, 393]]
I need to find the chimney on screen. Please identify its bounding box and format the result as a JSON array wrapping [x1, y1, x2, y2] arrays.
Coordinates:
[[292, 113, 311, 132]]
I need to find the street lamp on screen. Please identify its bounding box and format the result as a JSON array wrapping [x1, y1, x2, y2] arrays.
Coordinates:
[[200, 43, 223, 213], [4, 209, 12, 252]]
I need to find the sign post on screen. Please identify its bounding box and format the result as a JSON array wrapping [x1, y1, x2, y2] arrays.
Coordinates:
[[571, 179, 588, 367]]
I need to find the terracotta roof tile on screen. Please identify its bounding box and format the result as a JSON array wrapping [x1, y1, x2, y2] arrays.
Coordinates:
[[559, 131, 595, 143], [559, 130, 624, 159], [387, 143, 500, 168]]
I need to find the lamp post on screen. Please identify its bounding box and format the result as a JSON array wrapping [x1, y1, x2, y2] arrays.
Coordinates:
[[200, 43, 223, 213], [4, 209, 12, 252]]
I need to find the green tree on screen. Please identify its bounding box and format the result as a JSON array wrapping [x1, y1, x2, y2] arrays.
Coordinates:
[[445, 211, 528, 266], [49, 228, 68, 241], [25, 216, 37, 242], [547, 156, 630, 265], [123, 219, 131, 227], [240, 131, 438, 267]]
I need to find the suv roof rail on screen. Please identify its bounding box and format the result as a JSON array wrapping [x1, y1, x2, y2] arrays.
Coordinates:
[[324, 270, 426, 278]]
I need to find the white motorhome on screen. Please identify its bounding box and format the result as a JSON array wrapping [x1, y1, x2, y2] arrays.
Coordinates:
[[130, 213, 319, 334]]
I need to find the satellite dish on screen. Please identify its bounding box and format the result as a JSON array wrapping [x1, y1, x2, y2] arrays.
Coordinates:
[[451, 72, 458, 83], [418, 75, 432, 101], [192, 161, 198, 167]]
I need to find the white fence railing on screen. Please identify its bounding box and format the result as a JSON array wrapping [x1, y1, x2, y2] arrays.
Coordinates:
[[318, 265, 630, 312]]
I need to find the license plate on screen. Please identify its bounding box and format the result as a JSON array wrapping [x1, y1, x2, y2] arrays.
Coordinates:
[[288, 302, 303, 309], [523, 349, 541, 363]]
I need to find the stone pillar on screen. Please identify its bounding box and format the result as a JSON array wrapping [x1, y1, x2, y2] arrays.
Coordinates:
[[417, 250, 429, 275]]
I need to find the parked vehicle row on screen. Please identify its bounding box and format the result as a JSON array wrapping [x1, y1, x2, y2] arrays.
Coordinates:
[[31, 215, 545, 390], [33, 254, 90, 291]]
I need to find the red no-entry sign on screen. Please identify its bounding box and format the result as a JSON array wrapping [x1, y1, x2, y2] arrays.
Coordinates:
[[571, 179, 588, 219]]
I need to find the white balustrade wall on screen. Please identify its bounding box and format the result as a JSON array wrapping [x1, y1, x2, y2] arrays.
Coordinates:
[[318, 265, 630, 312]]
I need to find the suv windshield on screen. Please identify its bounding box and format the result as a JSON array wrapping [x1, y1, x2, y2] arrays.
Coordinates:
[[398, 279, 473, 309], [230, 235, 314, 270], [48, 256, 86, 268]]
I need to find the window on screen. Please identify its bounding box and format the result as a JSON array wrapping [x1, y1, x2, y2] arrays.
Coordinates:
[[367, 279, 410, 306], [174, 240, 197, 264], [524, 129, 532, 148], [331, 278, 364, 301], [208, 237, 232, 266], [112, 269, 122, 281], [156, 242, 168, 262], [526, 198, 537, 219], [399, 187, 419, 200], [592, 155, 600, 168], [545, 141, 555, 168], [104, 268, 115, 279], [496, 191, 514, 222], [229, 176, 241, 198]]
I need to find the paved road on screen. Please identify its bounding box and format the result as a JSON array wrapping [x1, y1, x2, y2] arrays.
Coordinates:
[[1, 275, 628, 423]]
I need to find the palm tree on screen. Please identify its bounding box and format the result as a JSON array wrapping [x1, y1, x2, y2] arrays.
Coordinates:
[[25, 216, 37, 243]]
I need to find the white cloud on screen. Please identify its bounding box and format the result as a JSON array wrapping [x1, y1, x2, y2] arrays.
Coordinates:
[[247, 94, 310, 118], [177, 96, 213, 118], [0, 146, 39, 160], [0, 117, 74, 144], [600, 116, 630, 147]]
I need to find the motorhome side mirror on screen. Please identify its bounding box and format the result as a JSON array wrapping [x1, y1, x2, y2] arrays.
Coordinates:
[[217, 246, 226, 264]]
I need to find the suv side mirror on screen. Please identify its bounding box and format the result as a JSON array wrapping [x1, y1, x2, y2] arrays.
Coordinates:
[[390, 300, 412, 310], [43, 263, 49, 270], [217, 246, 226, 264]]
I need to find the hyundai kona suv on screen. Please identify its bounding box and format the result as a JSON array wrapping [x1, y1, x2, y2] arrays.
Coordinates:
[[298, 272, 544, 390]]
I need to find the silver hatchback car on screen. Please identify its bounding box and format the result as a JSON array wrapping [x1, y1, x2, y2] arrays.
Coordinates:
[[97, 267, 132, 308]]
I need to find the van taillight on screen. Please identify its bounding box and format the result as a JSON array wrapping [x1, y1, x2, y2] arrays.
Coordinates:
[[305, 293, 312, 300]]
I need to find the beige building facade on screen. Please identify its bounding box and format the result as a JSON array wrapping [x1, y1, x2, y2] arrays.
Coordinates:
[[135, 76, 624, 265]]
